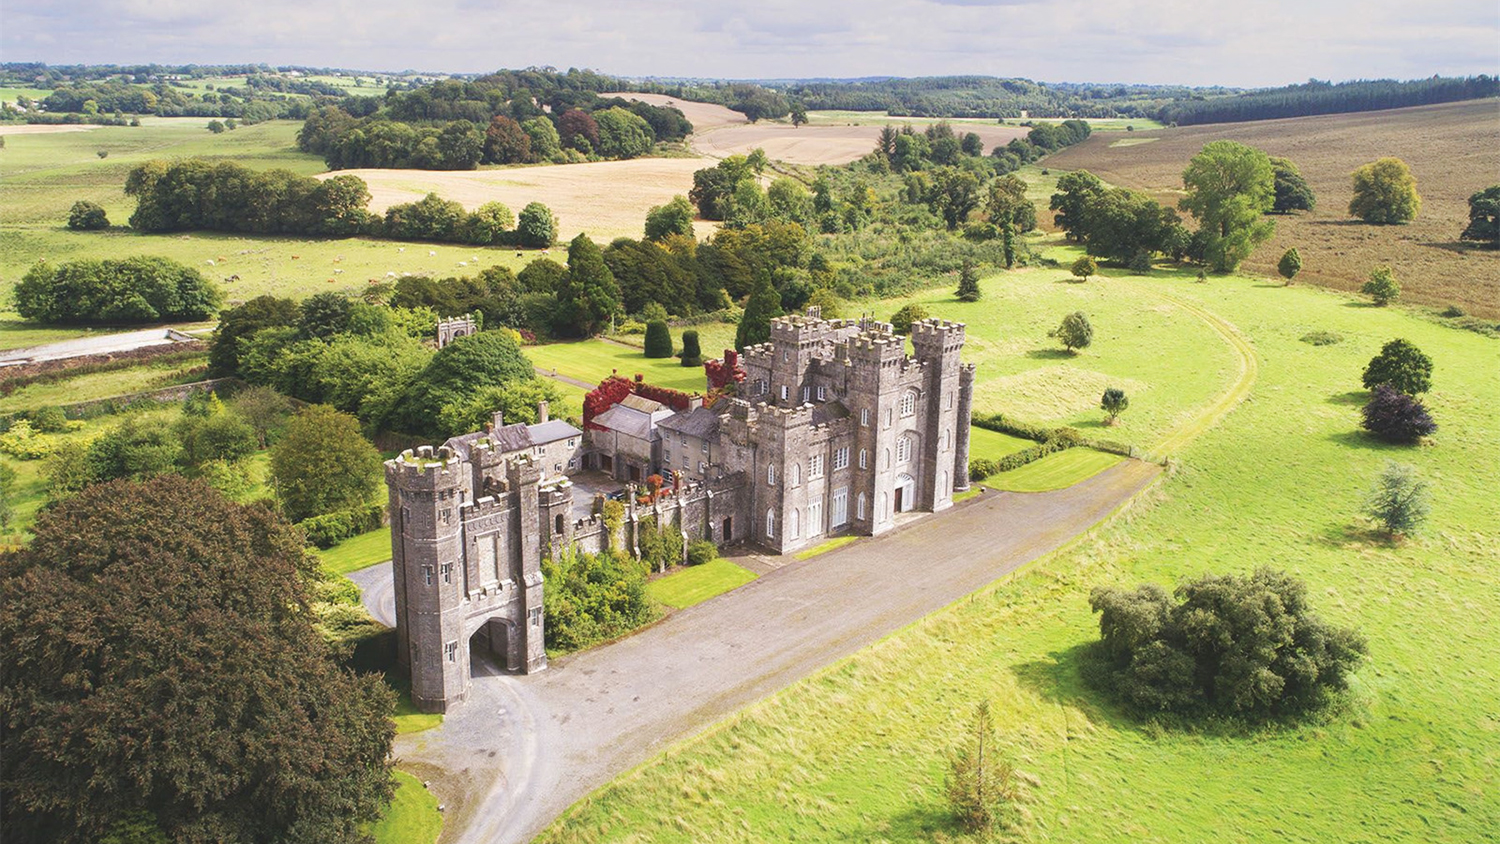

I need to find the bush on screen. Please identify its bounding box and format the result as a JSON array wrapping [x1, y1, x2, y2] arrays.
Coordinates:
[[968, 457, 998, 481], [643, 320, 673, 358], [1300, 330, 1342, 345], [0, 420, 58, 460], [29, 406, 69, 434], [541, 547, 656, 652], [686, 539, 717, 566], [679, 329, 703, 367], [1277, 247, 1302, 284], [299, 503, 385, 549], [1070, 255, 1097, 281], [889, 303, 929, 334], [1051, 311, 1093, 353], [269, 405, 381, 523], [1361, 338, 1432, 394], [1361, 266, 1400, 306], [67, 200, 109, 230], [1361, 384, 1437, 443], [1363, 461, 1430, 537], [1089, 568, 1367, 719], [15, 256, 222, 325]]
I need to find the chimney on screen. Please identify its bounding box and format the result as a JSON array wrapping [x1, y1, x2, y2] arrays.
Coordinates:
[[492, 411, 505, 430], [537, 400, 550, 424], [687, 396, 703, 410]]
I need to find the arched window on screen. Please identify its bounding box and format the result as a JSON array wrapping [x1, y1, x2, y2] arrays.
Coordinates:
[[555, 513, 564, 534], [897, 435, 912, 464], [789, 508, 800, 539], [767, 464, 776, 486], [939, 471, 948, 495], [857, 492, 867, 519], [880, 492, 889, 518], [791, 462, 801, 486], [901, 389, 917, 418], [884, 449, 892, 469], [943, 429, 950, 450], [859, 449, 868, 469], [766, 508, 776, 538]]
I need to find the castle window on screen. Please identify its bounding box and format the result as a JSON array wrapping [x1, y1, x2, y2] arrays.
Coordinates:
[[791, 462, 801, 486], [401, 506, 410, 525], [817, 385, 826, 401], [897, 435, 913, 464], [808, 502, 823, 536], [441, 508, 452, 524], [901, 390, 917, 418], [802, 386, 810, 404], [809, 454, 824, 479], [943, 429, 951, 450], [422, 565, 433, 586], [702, 441, 708, 453], [529, 607, 541, 627], [699, 461, 707, 473], [884, 448, 892, 468], [445, 641, 457, 663], [859, 449, 868, 469], [555, 513, 565, 534], [780, 385, 789, 401], [789, 508, 800, 539], [885, 408, 893, 428], [767, 464, 776, 486], [857, 492, 867, 520], [861, 408, 870, 426], [832, 488, 848, 526], [833, 447, 849, 471], [441, 562, 453, 584], [766, 508, 776, 538]]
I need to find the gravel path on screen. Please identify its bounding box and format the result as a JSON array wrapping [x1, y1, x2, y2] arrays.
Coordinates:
[[356, 458, 1161, 843], [0, 328, 198, 366]]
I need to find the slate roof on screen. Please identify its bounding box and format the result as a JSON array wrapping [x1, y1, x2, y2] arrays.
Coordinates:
[[658, 406, 721, 440], [619, 394, 664, 413], [592, 405, 654, 440], [442, 419, 583, 459], [528, 419, 582, 445], [811, 400, 850, 426]]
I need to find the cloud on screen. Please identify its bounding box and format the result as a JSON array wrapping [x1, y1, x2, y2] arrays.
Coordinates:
[[2, 0, 1495, 88]]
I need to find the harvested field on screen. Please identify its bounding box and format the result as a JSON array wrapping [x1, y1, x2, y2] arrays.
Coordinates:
[[600, 92, 746, 133], [322, 159, 718, 242], [693, 121, 1030, 166], [0, 124, 103, 136], [1044, 100, 1500, 317]]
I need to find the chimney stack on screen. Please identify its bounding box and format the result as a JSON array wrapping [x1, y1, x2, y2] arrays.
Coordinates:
[[492, 411, 505, 431], [537, 400, 550, 424]]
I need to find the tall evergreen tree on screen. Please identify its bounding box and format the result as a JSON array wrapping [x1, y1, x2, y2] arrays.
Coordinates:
[[557, 234, 621, 337], [735, 273, 783, 351], [1270, 157, 1317, 214], [956, 259, 982, 302]]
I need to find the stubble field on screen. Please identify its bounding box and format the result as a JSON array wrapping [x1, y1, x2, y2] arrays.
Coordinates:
[[1044, 100, 1500, 317]]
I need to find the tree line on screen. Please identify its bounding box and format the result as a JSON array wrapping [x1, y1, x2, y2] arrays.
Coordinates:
[[1155, 75, 1497, 126]]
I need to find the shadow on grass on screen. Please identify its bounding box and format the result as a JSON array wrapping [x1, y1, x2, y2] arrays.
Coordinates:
[[1325, 429, 1413, 452], [1344, 301, 1379, 308], [1327, 390, 1367, 406], [855, 803, 966, 842], [1025, 347, 1074, 360], [1316, 520, 1395, 550]]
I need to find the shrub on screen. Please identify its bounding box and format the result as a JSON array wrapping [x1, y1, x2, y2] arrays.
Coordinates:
[[686, 539, 717, 566], [944, 700, 1017, 833], [15, 256, 222, 325], [1363, 461, 1430, 537], [1300, 331, 1342, 346], [1361, 384, 1436, 443], [0, 420, 57, 460], [889, 303, 929, 334], [1277, 247, 1302, 284], [968, 457, 998, 481], [1070, 255, 1097, 282], [1050, 311, 1093, 353], [1089, 568, 1367, 718], [643, 320, 673, 358], [1361, 338, 1432, 394], [679, 329, 703, 367], [541, 547, 656, 652], [1361, 266, 1400, 306], [1101, 388, 1129, 424], [67, 200, 109, 230], [1349, 157, 1420, 224], [29, 406, 69, 434], [299, 503, 385, 549]]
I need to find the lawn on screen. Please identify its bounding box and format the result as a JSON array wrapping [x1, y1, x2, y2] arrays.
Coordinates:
[[539, 264, 1500, 843], [528, 338, 709, 394], [794, 534, 860, 560], [316, 527, 392, 575], [967, 426, 1035, 461], [0, 352, 208, 413], [983, 448, 1126, 493], [646, 557, 758, 609], [370, 769, 442, 844]]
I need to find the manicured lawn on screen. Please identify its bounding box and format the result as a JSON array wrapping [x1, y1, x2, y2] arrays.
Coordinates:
[[646, 557, 758, 609], [370, 769, 442, 844], [540, 265, 1500, 844], [982, 448, 1126, 493], [317, 527, 391, 576], [966, 426, 1035, 461], [794, 534, 860, 560], [527, 338, 709, 394]]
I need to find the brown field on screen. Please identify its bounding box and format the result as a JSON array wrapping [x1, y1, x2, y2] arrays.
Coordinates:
[[1044, 99, 1500, 317], [693, 121, 1030, 166], [322, 158, 718, 242], [600, 92, 746, 133], [0, 124, 103, 136]]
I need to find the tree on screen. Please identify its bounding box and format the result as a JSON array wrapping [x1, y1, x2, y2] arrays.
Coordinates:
[[1269, 156, 1316, 213], [15, 257, 222, 325], [1277, 247, 1302, 285], [593, 107, 655, 159], [789, 102, 807, 127], [394, 329, 536, 435], [679, 329, 703, 367], [297, 291, 355, 339], [925, 166, 981, 229], [1070, 255, 1097, 282], [1459, 185, 1500, 248], [643, 320, 673, 358], [1349, 157, 1420, 224], [1361, 266, 1401, 306], [1363, 461, 1430, 536], [1101, 387, 1129, 424], [0, 475, 394, 843], [889, 303, 929, 334], [557, 109, 600, 153], [209, 294, 299, 376], [522, 116, 562, 160], [483, 114, 532, 164], [67, 200, 109, 230], [1051, 311, 1093, 353], [85, 417, 183, 484], [955, 259, 982, 302], [269, 405, 381, 522], [1089, 568, 1367, 717], [206, 119, 225, 133], [944, 701, 1017, 833], [516, 201, 557, 248], [1361, 384, 1437, 443], [1002, 222, 1016, 269], [736, 273, 783, 350], [433, 379, 564, 440], [176, 403, 258, 468], [518, 256, 567, 293], [556, 234, 621, 337], [1362, 338, 1433, 394], [464, 201, 514, 245], [1180, 140, 1276, 272], [645, 196, 696, 242], [1050, 169, 1105, 241], [985, 174, 1036, 233]]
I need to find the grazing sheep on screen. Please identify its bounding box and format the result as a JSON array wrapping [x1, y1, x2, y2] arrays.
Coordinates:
[[333, 269, 344, 274], [398, 247, 405, 252], [457, 262, 468, 268], [205, 259, 215, 266], [386, 271, 397, 278], [428, 250, 436, 257]]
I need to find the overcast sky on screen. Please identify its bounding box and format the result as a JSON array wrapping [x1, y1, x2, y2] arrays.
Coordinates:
[[6, 0, 1497, 88]]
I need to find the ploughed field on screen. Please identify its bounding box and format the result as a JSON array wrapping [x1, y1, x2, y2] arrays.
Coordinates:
[[1044, 100, 1500, 317]]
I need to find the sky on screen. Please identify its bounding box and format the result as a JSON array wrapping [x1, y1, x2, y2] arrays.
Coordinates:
[[5, 0, 1498, 88]]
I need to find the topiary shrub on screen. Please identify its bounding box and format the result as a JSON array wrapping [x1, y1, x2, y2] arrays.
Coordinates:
[[686, 539, 717, 566], [679, 329, 703, 367], [1361, 384, 1437, 443], [643, 320, 673, 358]]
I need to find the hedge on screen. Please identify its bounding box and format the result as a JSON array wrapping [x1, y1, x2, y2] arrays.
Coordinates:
[[299, 502, 386, 549]]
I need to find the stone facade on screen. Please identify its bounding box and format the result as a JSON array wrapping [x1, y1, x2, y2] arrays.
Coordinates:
[[435, 315, 477, 348]]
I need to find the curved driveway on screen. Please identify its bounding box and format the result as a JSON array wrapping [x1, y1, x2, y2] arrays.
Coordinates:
[[357, 459, 1161, 843]]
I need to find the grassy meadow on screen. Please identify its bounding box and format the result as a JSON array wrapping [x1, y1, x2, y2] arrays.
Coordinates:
[[538, 263, 1500, 843]]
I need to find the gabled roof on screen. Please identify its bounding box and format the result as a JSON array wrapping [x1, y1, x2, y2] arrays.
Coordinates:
[[528, 419, 582, 445], [812, 400, 850, 426], [592, 404, 655, 440], [619, 394, 664, 413], [658, 406, 721, 440]]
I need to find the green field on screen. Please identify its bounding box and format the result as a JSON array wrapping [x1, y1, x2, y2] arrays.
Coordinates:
[[316, 527, 392, 575], [539, 264, 1500, 843], [805, 112, 1163, 133], [0, 353, 208, 412], [983, 447, 1126, 492], [370, 769, 442, 844], [967, 426, 1036, 461], [646, 557, 759, 609], [528, 338, 710, 394]]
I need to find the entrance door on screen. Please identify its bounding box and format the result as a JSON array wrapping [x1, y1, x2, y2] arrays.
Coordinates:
[[722, 517, 732, 541], [893, 486, 904, 514], [600, 454, 613, 473], [628, 464, 642, 482]]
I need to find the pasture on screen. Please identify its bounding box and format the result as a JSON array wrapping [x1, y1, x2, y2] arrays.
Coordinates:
[[1044, 99, 1500, 317], [693, 119, 1029, 166], [539, 258, 1500, 844]]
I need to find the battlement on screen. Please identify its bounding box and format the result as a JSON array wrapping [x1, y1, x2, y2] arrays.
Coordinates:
[[910, 318, 967, 353], [387, 445, 463, 488], [846, 329, 907, 365], [754, 401, 814, 429]]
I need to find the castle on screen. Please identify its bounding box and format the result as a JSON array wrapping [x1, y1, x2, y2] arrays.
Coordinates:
[[386, 310, 973, 711]]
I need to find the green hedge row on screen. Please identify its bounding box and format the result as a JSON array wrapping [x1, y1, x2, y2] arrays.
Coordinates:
[[299, 503, 385, 549]]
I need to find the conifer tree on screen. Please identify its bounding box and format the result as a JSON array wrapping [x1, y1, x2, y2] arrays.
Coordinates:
[[736, 273, 783, 351], [956, 259, 982, 302], [557, 234, 621, 337]]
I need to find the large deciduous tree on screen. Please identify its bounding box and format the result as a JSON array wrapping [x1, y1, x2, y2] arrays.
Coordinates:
[[1361, 385, 1437, 444], [269, 405, 382, 522], [1052, 310, 1093, 353], [1050, 169, 1105, 242], [483, 114, 532, 164], [0, 475, 395, 843], [1179, 140, 1276, 273], [1459, 185, 1500, 248], [515, 201, 556, 248], [1349, 157, 1420, 224], [1362, 338, 1433, 395]]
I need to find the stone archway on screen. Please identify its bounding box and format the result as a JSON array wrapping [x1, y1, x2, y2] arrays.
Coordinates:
[[895, 473, 916, 513], [469, 617, 517, 676]]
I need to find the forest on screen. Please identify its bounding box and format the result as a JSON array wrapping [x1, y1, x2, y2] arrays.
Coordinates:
[[1156, 75, 1499, 125]]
